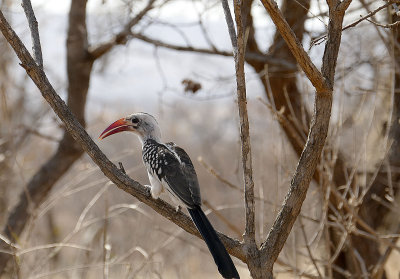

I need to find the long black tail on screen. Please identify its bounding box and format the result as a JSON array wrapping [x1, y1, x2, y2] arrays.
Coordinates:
[[188, 205, 240, 279]]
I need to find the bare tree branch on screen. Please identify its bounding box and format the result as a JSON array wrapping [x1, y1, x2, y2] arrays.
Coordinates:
[[299, 217, 323, 278], [222, 0, 238, 51], [257, 0, 351, 275], [0, 8, 246, 263], [222, 0, 257, 251], [220, 0, 256, 250], [259, 0, 328, 93], [203, 200, 242, 238], [21, 0, 43, 68], [312, 2, 392, 46], [88, 0, 156, 59], [221, 2, 263, 276], [367, 18, 400, 29], [92, 28, 297, 70], [198, 156, 320, 224], [231, 0, 256, 247]]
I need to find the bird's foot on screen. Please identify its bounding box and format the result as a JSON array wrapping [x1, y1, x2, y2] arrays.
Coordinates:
[[144, 184, 153, 197], [175, 205, 182, 213], [145, 185, 162, 200]]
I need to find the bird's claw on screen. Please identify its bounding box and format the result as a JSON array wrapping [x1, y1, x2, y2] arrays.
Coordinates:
[[144, 184, 153, 196], [175, 205, 182, 213], [145, 185, 161, 200]]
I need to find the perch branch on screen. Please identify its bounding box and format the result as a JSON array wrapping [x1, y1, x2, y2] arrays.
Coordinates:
[[0, 9, 245, 263]]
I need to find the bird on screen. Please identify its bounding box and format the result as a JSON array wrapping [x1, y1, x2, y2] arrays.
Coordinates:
[[99, 112, 240, 279]]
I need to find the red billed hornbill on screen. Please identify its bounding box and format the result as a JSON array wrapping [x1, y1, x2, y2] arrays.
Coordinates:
[[100, 112, 240, 279]]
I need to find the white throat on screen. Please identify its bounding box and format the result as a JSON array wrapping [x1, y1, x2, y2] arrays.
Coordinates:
[[137, 127, 161, 146]]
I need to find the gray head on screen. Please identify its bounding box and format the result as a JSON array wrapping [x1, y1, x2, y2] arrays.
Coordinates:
[[99, 112, 161, 144]]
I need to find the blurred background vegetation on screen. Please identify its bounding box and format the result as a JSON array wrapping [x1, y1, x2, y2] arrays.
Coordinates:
[[0, 0, 400, 278]]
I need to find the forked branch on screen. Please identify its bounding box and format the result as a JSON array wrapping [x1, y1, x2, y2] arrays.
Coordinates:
[[257, 0, 351, 273]]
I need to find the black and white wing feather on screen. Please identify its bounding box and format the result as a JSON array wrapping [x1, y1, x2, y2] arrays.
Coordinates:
[[142, 139, 201, 208], [162, 142, 201, 207]]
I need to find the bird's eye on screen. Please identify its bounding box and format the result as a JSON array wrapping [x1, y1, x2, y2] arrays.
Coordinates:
[[132, 118, 139, 124]]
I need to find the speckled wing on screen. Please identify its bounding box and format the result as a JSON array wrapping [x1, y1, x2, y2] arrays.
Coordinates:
[[161, 142, 202, 208]]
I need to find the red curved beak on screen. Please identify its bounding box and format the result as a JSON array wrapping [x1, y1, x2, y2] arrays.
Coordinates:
[[99, 118, 130, 140]]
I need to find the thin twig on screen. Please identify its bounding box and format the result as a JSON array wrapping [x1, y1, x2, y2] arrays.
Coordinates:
[[198, 157, 242, 192], [129, 32, 295, 69], [88, 0, 156, 59], [203, 200, 242, 238], [311, 2, 391, 46], [366, 18, 400, 29], [257, 97, 305, 149], [21, 0, 43, 68], [353, 248, 369, 279], [198, 156, 319, 224], [20, 125, 60, 142], [329, 185, 400, 253], [221, 0, 237, 51], [299, 217, 323, 278], [371, 224, 400, 277], [344, 3, 392, 31], [231, 0, 256, 245]]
